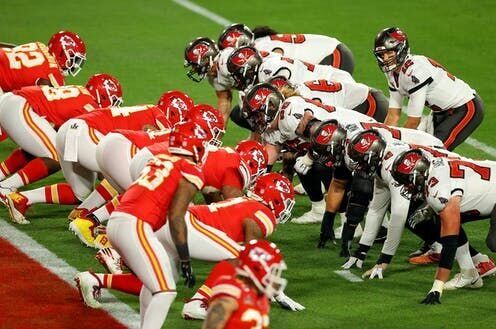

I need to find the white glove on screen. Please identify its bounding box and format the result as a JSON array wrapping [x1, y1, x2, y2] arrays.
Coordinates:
[[342, 256, 363, 269], [272, 291, 305, 311], [362, 263, 388, 279], [294, 154, 313, 175]]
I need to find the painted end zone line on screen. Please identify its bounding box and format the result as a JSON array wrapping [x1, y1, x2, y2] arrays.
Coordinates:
[[0, 220, 140, 329], [334, 270, 364, 282]]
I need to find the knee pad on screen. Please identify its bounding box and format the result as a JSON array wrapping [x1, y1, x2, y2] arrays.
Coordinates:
[[439, 235, 458, 270], [346, 175, 374, 224]]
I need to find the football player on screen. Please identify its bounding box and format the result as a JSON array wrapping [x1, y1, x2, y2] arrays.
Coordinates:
[[0, 74, 122, 221], [391, 150, 496, 303], [202, 240, 287, 329], [374, 27, 483, 151], [217, 23, 355, 73]]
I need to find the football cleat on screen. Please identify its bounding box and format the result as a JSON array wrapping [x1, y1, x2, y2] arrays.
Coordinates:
[[93, 233, 112, 249], [5, 192, 30, 224], [0, 185, 17, 206], [409, 250, 440, 265], [475, 258, 496, 278], [69, 217, 98, 248], [182, 298, 208, 320], [444, 269, 483, 290], [292, 200, 324, 224], [67, 207, 92, 221], [293, 183, 307, 195], [409, 242, 431, 258], [74, 271, 102, 308], [95, 247, 123, 274]]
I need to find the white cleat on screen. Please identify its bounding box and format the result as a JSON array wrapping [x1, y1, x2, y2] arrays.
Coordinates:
[[292, 200, 325, 224], [0, 185, 16, 206], [294, 183, 307, 195], [444, 269, 483, 290], [95, 248, 123, 274], [74, 271, 102, 308], [182, 298, 208, 320]]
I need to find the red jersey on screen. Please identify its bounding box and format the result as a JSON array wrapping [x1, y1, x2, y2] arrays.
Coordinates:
[[189, 197, 276, 243], [201, 147, 247, 193], [116, 152, 204, 230], [112, 129, 171, 149], [0, 42, 64, 91], [147, 141, 169, 156], [211, 276, 270, 329], [14, 85, 97, 128], [77, 105, 169, 135]]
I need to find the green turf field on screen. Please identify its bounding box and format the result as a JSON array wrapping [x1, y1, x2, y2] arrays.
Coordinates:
[[1, 0, 495, 328]]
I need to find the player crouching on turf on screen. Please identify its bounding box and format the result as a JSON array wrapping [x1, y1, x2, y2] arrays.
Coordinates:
[[202, 240, 287, 329], [391, 150, 496, 304]]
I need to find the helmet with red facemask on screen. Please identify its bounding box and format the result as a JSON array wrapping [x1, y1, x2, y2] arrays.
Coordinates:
[[248, 172, 295, 223], [188, 104, 225, 147], [310, 120, 347, 167], [184, 37, 219, 82], [373, 27, 409, 72], [226, 46, 262, 90], [218, 23, 254, 50], [157, 90, 194, 125], [235, 140, 268, 186], [391, 149, 430, 198], [241, 82, 284, 134], [168, 121, 209, 163], [236, 239, 287, 298], [85, 73, 123, 108], [347, 129, 386, 174], [48, 31, 86, 77]]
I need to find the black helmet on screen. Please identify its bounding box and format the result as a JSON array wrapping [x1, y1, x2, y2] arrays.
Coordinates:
[[311, 120, 347, 166], [347, 129, 386, 174], [218, 23, 254, 50], [391, 149, 430, 197], [226, 46, 262, 90], [373, 27, 409, 72], [184, 37, 219, 82], [241, 82, 284, 134]]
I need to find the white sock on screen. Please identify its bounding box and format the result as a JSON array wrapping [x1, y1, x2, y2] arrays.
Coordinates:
[[1, 173, 24, 189], [431, 242, 443, 253], [79, 188, 107, 210], [455, 242, 476, 270], [140, 287, 152, 328], [311, 200, 325, 213], [93, 205, 111, 223], [472, 253, 489, 264], [142, 291, 177, 329], [20, 187, 47, 205]]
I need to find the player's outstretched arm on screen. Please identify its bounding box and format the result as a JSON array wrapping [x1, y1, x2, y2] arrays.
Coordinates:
[[215, 90, 233, 124], [243, 218, 264, 242], [202, 297, 238, 329]]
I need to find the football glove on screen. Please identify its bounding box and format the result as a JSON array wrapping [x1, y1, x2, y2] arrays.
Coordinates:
[[342, 251, 367, 269], [362, 263, 388, 279], [294, 153, 313, 175], [272, 291, 305, 311], [317, 213, 335, 248], [408, 205, 435, 228], [180, 260, 196, 288], [421, 280, 443, 305]]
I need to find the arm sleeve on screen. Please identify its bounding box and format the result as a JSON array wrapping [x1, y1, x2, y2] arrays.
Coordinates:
[[358, 180, 391, 247], [388, 90, 404, 109]]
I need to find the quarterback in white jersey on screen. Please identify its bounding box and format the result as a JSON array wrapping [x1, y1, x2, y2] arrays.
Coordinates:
[[374, 27, 484, 151], [216, 24, 355, 73]]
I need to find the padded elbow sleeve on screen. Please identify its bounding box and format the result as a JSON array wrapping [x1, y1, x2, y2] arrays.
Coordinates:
[[439, 235, 458, 270]]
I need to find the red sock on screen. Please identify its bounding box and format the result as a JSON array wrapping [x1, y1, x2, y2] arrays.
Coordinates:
[[198, 260, 236, 299], [0, 148, 32, 178], [44, 183, 79, 204], [16, 158, 50, 185], [103, 273, 143, 296]]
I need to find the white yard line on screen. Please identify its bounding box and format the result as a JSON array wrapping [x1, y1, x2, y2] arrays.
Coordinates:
[[0, 220, 140, 329], [172, 0, 496, 158], [334, 270, 364, 283]]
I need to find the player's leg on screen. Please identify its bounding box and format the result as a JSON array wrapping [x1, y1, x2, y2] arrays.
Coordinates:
[[319, 43, 355, 74], [433, 95, 484, 151], [352, 88, 388, 123], [292, 163, 328, 224], [129, 147, 155, 181], [0, 148, 34, 182], [107, 212, 176, 327]]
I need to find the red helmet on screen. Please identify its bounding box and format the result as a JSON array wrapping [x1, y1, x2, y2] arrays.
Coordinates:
[[188, 104, 225, 147], [48, 31, 86, 76], [168, 121, 209, 163], [227, 46, 262, 90], [218, 23, 254, 50], [184, 37, 219, 82], [85, 73, 123, 108], [235, 140, 269, 186], [346, 129, 386, 174], [237, 239, 287, 298], [248, 172, 295, 223], [157, 90, 194, 125], [391, 149, 430, 197], [241, 83, 284, 134]]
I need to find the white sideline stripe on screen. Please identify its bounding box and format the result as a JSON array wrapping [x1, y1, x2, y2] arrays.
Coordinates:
[[172, 0, 496, 159], [172, 0, 232, 26], [0, 220, 140, 329], [334, 270, 363, 282]]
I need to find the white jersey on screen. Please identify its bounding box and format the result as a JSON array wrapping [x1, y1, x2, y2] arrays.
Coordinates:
[[208, 48, 236, 91], [296, 80, 369, 109], [258, 56, 355, 87], [255, 34, 340, 64], [387, 54, 476, 117], [274, 96, 375, 144], [426, 157, 496, 217]]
